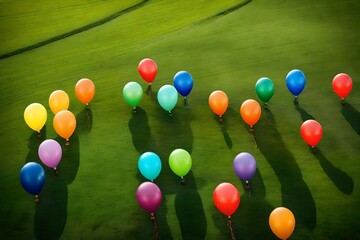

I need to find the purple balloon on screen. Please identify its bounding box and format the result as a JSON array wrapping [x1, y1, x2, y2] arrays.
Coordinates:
[[233, 152, 256, 180], [136, 182, 162, 213], [38, 139, 62, 168]]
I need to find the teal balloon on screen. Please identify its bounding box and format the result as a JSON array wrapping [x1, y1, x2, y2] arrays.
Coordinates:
[[169, 149, 192, 178], [123, 82, 143, 107], [255, 77, 274, 103], [157, 85, 178, 112], [138, 152, 162, 181]]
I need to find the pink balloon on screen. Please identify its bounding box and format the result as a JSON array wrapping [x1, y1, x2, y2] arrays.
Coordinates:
[[38, 139, 62, 168], [136, 182, 162, 213]]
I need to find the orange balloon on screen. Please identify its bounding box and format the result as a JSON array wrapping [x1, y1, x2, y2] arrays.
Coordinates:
[[75, 78, 95, 105], [49, 90, 70, 114], [53, 110, 76, 141], [269, 207, 295, 240], [240, 99, 261, 127], [209, 90, 228, 117]]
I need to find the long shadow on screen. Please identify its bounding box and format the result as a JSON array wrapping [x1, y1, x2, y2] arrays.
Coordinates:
[[145, 98, 207, 239], [212, 169, 275, 239], [215, 107, 238, 150], [313, 149, 354, 195], [128, 107, 172, 239], [255, 114, 317, 230], [341, 102, 360, 135], [295, 105, 315, 121], [25, 126, 68, 240], [76, 107, 93, 134]]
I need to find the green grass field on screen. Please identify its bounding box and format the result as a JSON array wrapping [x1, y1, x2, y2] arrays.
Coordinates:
[[1, 0, 359, 239]]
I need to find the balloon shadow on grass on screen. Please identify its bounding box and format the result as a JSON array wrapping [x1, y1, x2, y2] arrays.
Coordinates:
[[211, 169, 274, 239], [76, 107, 93, 134], [215, 107, 238, 150], [312, 149, 353, 194], [128, 107, 172, 239], [255, 115, 317, 230], [153, 104, 207, 240], [295, 105, 315, 122], [341, 103, 360, 135]]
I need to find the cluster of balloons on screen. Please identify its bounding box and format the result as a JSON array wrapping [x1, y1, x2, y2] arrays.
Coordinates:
[[125, 58, 194, 114], [21, 78, 95, 201], [138, 149, 192, 183], [213, 182, 296, 239], [208, 91, 262, 130], [24, 78, 95, 145]]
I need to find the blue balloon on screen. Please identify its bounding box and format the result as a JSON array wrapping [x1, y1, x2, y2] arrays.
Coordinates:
[[20, 162, 46, 196], [173, 71, 193, 97], [138, 152, 162, 181], [286, 69, 306, 96], [157, 85, 178, 113]]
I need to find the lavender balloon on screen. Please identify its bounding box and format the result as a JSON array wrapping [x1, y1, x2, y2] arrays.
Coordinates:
[[233, 152, 256, 180], [136, 182, 162, 213], [38, 139, 62, 169]]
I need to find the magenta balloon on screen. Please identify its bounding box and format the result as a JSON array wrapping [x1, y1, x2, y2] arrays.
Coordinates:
[[233, 152, 257, 180], [136, 182, 162, 213], [38, 139, 62, 168]]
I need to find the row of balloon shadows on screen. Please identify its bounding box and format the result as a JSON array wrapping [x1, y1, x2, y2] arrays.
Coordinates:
[[136, 151, 296, 239], [24, 78, 95, 146]]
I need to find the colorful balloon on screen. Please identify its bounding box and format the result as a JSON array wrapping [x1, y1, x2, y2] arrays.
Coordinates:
[[240, 99, 261, 127], [157, 85, 178, 113], [213, 182, 240, 217], [53, 110, 76, 144], [209, 90, 228, 117], [24, 103, 47, 132], [173, 71, 193, 97], [20, 162, 46, 196], [138, 152, 162, 181], [255, 77, 274, 104], [286, 69, 306, 96], [138, 58, 157, 84], [269, 207, 296, 240], [49, 90, 70, 114], [332, 73, 353, 100], [233, 152, 256, 181], [300, 120, 322, 148], [168, 149, 192, 178], [123, 82, 143, 108], [136, 182, 162, 213], [38, 139, 62, 169], [75, 78, 95, 105]]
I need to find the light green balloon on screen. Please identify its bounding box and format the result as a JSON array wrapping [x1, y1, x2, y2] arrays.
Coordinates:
[[169, 149, 192, 177], [123, 82, 143, 107]]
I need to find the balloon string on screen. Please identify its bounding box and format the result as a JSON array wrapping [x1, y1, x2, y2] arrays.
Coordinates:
[[227, 218, 236, 240], [250, 131, 258, 148], [151, 214, 158, 239]]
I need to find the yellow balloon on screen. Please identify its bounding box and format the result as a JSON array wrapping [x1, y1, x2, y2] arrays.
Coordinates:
[[24, 103, 47, 132], [49, 90, 70, 114]]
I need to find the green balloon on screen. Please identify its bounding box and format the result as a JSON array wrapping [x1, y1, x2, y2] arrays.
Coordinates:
[[123, 82, 143, 107], [255, 77, 274, 103], [169, 149, 192, 178]]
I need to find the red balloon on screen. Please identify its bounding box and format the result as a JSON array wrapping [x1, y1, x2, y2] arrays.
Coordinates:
[[138, 58, 157, 84], [213, 182, 240, 217], [332, 73, 353, 99], [300, 120, 323, 148]]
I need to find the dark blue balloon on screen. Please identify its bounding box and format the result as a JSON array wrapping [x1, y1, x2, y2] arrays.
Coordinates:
[[286, 69, 306, 96], [173, 71, 193, 97], [20, 162, 46, 195]]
